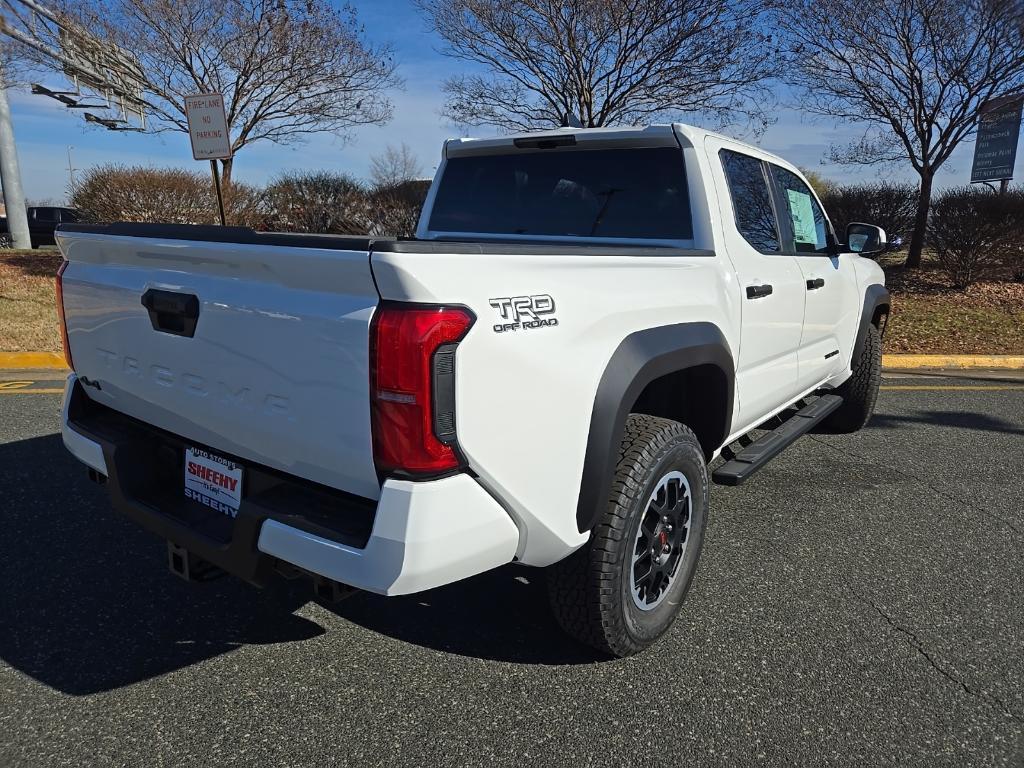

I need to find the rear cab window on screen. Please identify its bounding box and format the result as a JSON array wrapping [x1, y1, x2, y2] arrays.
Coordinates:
[[719, 149, 781, 253], [427, 146, 693, 243]]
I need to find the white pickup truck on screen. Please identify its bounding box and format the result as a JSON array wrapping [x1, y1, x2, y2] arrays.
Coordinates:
[[57, 124, 890, 657]]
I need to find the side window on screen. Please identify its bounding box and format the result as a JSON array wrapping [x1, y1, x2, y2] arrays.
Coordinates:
[[769, 166, 829, 254], [33, 207, 58, 223], [719, 149, 780, 252]]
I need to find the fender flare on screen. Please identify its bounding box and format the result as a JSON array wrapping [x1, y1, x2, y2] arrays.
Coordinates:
[[852, 284, 891, 364], [576, 322, 735, 533]]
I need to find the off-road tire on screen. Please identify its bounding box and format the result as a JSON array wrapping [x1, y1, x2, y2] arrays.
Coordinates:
[[547, 414, 708, 657], [822, 323, 881, 433]]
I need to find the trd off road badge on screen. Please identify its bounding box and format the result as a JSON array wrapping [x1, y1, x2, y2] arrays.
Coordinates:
[[489, 294, 559, 333]]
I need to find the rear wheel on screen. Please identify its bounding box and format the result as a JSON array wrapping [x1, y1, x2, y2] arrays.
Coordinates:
[[822, 323, 881, 433], [547, 414, 708, 657]]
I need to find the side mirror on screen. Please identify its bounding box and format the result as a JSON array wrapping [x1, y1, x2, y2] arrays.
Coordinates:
[[845, 222, 887, 258]]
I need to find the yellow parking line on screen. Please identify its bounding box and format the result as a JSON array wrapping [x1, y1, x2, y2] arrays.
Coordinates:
[[880, 385, 1024, 391], [0, 388, 64, 395]]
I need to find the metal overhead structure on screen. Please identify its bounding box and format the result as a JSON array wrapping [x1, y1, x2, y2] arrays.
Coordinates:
[[0, 0, 152, 246], [1, 0, 149, 129]]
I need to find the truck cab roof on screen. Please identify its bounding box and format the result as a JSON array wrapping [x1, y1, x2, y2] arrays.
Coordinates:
[[443, 123, 800, 175]]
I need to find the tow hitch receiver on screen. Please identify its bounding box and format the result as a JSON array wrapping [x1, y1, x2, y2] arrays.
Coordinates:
[[167, 541, 224, 582], [311, 574, 359, 603]]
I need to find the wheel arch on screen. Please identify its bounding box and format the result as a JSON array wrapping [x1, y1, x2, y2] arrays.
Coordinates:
[[576, 322, 734, 533], [853, 284, 890, 364]]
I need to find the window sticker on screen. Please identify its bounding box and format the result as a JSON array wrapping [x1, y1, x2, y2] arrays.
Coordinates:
[[786, 189, 818, 244]]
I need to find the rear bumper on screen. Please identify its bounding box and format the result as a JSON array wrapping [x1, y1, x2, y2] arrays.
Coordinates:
[[61, 374, 519, 595]]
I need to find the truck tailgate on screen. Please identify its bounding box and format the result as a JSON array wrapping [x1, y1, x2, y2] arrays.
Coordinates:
[[58, 229, 381, 500]]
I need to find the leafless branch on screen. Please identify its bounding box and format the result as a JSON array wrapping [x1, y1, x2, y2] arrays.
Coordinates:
[[775, 0, 1024, 266], [67, 0, 402, 182], [416, 0, 778, 133]]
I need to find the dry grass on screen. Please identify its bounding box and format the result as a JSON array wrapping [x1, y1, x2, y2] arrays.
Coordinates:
[[883, 259, 1024, 354], [884, 287, 1024, 355], [0, 251, 62, 352]]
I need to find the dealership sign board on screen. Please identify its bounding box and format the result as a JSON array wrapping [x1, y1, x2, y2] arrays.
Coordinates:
[[971, 96, 1022, 183], [184, 93, 232, 161]]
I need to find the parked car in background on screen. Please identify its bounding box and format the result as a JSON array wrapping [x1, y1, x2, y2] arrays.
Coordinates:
[[0, 206, 81, 248]]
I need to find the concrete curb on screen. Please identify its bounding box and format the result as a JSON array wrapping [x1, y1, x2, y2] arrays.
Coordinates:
[[0, 351, 1021, 371], [0, 352, 67, 369]]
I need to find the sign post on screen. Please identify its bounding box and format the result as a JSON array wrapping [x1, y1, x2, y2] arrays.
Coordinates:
[[184, 93, 232, 225], [970, 95, 1023, 193]]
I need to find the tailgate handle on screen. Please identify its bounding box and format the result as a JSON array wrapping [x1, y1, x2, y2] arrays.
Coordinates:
[[141, 289, 200, 337]]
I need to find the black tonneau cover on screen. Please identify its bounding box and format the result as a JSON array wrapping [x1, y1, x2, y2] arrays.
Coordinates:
[[58, 222, 714, 258], [58, 222, 382, 251]]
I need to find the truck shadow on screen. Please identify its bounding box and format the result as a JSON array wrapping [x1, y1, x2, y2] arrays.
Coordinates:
[[329, 567, 603, 666], [0, 434, 599, 696], [0, 435, 326, 696], [869, 409, 1024, 436]]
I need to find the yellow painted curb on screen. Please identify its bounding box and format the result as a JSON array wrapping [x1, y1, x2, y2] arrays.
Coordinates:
[[0, 351, 1020, 371], [882, 354, 1024, 370], [0, 352, 68, 369]]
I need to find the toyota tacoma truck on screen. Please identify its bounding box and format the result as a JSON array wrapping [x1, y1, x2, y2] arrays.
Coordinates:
[[56, 124, 889, 657]]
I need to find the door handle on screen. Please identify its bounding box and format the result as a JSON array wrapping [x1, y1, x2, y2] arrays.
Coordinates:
[[141, 288, 200, 337], [746, 284, 774, 299], [806, 278, 825, 290]]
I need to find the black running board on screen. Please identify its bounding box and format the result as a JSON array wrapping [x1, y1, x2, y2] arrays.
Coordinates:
[[712, 395, 843, 486]]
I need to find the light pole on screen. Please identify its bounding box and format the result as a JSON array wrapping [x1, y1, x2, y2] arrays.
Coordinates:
[[66, 144, 76, 193], [0, 63, 31, 249]]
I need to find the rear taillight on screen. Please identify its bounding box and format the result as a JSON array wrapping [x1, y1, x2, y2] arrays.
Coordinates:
[[371, 303, 474, 477], [55, 259, 74, 370]]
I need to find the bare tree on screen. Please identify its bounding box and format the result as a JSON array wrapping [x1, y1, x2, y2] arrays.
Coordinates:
[[369, 143, 423, 187], [73, 0, 401, 184], [776, 0, 1024, 267], [415, 0, 777, 132]]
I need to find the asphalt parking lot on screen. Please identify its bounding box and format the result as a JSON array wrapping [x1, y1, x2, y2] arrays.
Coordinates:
[[1, 373, 1022, 767]]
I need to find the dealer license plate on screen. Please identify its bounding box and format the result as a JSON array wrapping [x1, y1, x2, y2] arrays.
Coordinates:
[[184, 447, 243, 518]]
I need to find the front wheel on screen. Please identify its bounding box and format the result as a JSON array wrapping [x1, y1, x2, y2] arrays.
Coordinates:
[[547, 414, 708, 657], [822, 323, 882, 433]]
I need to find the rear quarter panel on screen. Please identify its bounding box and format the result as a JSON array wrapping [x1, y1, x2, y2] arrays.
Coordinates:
[[372, 249, 739, 566]]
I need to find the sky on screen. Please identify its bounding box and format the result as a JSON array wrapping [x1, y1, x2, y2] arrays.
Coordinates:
[[2, 0, 1003, 205]]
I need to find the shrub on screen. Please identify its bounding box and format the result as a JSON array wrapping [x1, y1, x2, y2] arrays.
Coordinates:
[[71, 164, 265, 227], [71, 165, 216, 224], [262, 171, 368, 234], [1002, 189, 1024, 282], [366, 179, 430, 237], [220, 183, 269, 229], [927, 187, 1022, 288], [821, 182, 918, 245]]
